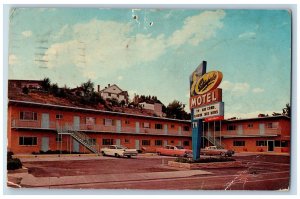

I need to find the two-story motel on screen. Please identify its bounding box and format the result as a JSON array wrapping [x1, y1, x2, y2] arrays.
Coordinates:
[[7, 82, 290, 154]]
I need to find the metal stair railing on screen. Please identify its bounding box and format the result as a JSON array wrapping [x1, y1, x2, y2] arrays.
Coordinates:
[[56, 124, 100, 154], [71, 131, 100, 154], [204, 134, 226, 149]]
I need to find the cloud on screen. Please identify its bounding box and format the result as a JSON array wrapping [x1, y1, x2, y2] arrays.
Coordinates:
[[238, 31, 256, 39], [252, 87, 264, 93], [44, 19, 167, 80], [117, 76, 123, 80], [22, 30, 32, 38], [168, 10, 226, 46], [43, 11, 226, 84], [225, 110, 278, 119], [9, 54, 18, 65], [220, 80, 250, 95]]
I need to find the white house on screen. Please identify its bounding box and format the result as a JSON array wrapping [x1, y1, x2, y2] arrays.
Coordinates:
[[99, 84, 129, 103], [139, 102, 163, 117]]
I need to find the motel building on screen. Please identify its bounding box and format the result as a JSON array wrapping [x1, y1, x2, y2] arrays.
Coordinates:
[[7, 80, 290, 155]]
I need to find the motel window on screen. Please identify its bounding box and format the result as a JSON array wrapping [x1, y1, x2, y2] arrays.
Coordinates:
[[56, 114, 63, 120], [19, 137, 37, 146], [125, 120, 130, 125], [281, 141, 288, 147], [20, 111, 37, 121], [108, 93, 111, 97], [227, 125, 236, 131], [143, 122, 150, 128], [142, 140, 151, 146], [102, 139, 113, 145], [155, 140, 163, 146], [267, 123, 273, 128], [104, 119, 113, 126], [170, 140, 174, 144], [56, 135, 62, 142], [87, 138, 96, 145], [267, 122, 279, 129], [124, 139, 130, 143], [215, 125, 221, 131], [183, 141, 190, 146], [256, 141, 267, 146], [275, 140, 281, 147], [183, 126, 190, 131], [248, 123, 253, 128], [155, 124, 163, 129], [233, 141, 245, 146], [86, 117, 96, 125], [171, 124, 175, 128]]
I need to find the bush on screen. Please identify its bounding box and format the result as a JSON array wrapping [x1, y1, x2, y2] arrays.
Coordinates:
[[22, 86, 29, 94], [175, 157, 235, 164], [7, 158, 22, 170], [7, 151, 14, 160]]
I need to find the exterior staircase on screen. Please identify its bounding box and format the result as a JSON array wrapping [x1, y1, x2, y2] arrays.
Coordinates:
[[203, 134, 226, 149], [57, 125, 100, 154]]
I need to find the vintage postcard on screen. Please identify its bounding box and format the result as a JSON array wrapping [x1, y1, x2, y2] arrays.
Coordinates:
[[6, 7, 291, 191]]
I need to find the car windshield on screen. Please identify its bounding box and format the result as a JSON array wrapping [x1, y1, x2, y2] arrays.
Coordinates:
[[176, 146, 184, 149]]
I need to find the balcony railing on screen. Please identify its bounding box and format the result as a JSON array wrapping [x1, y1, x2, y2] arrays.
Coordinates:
[[212, 127, 281, 137], [11, 119, 191, 137]]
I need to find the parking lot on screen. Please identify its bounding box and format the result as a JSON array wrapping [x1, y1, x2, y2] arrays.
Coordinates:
[[7, 153, 290, 190]]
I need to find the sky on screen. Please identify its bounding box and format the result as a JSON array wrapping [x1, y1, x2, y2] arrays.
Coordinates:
[[7, 8, 291, 119]]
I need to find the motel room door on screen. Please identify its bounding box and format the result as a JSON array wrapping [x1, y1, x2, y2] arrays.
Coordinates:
[[73, 116, 80, 131], [73, 139, 80, 152], [116, 120, 121, 133], [135, 122, 140, 133], [41, 137, 49, 152], [116, 139, 121, 146], [267, 140, 274, 152], [135, 140, 140, 150], [259, 124, 265, 135], [164, 124, 168, 134], [41, 113, 50, 129]]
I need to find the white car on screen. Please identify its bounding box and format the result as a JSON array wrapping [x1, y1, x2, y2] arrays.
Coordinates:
[[200, 146, 235, 157], [100, 145, 138, 158]]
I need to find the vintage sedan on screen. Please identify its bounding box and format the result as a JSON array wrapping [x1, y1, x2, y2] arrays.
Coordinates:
[[156, 145, 192, 157], [200, 146, 234, 157], [100, 145, 138, 158]]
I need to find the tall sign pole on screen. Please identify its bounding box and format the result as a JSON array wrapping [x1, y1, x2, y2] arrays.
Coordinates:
[[190, 61, 224, 160], [190, 61, 206, 160]]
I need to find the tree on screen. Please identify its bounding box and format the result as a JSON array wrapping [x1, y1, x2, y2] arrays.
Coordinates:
[[50, 83, 59, 96], [41, 77, 51, 92], [165, 100, 186, 119], [81, 79, 94, 97], [282, 103, 291, 117], [120, 100, 126, 107], [22, 86, 29, 94], [272, 112, 281, 116]]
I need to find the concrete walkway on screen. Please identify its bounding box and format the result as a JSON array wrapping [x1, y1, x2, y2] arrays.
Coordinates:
[[9, 170, 211, 188]]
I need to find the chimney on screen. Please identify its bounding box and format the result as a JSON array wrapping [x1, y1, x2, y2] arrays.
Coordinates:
[[97, 85, 100, 92], [108, 84, 110, 87]]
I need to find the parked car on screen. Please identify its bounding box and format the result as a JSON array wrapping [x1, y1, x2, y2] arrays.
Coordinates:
[[156, 145, 192, 157], [100, 145, 138, 158], [200, 146, 234, 157]]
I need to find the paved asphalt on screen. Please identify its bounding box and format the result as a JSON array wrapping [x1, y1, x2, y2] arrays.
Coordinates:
[[7, 153, 290, 191]]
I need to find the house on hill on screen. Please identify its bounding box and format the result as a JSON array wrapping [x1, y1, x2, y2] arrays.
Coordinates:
[[98, 84, 129, 104]]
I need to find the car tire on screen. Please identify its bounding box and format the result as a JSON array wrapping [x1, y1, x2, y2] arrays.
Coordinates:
[[157, 152, 161, 156], [115, 153, 120, 158], [220, 152, 225, 157], [126, 155, 131, 158], [102, 151, 106, 156]]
